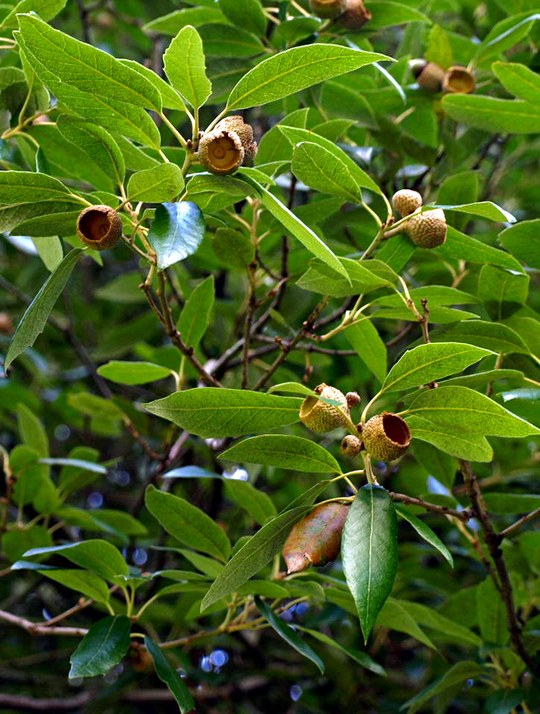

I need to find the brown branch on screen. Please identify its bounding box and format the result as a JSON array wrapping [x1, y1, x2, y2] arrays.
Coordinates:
[[0, 608, 88, 638], [389, 492, 472, 522], [460, 460, 540, 678], [498, 507, 540, 541]]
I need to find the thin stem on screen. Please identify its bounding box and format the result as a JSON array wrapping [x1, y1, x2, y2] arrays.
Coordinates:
[[389, 492, 472, 522], [158, 111, 189, 149], [498, 507, 540, 541]]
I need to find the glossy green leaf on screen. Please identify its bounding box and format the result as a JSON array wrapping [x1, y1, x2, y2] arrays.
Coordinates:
[[1, 0, 67, 30], [226, 43, 390, 110], [428, 320, 530, 355], [442, 95, 540, 134], [145, 485, 231, 562], [145, 637, 195, 713], [23, 540, 129, 581], [5, 248, 82, 371], [292, 141, 363, 203], [127, 164, 185, 203], [343, 320, 387, 383], [199, 24, 265, 58], [499, 219, 540, 270], [219, 0, 266, 36], [39, 569, 111, 603], [97, 360, 172, 385], [219, 435, 341, 473], [381, 343, 493, 393], [476, 578, 508, 646], [405, 386, 540, 438], [341, 485, 398, 643], [31, 236, 63, 272], [475, 12, 540, 61], [377, 598, 435, 649], [120, 59, 186, 111], [223, 479, 277, 526], [299, 627, 385, 675], [163, 25, 211, 109], [177, 275, 215, 348], [148, 201, 205, 270], [297, 258, 390, 297], [405, 415, 493, 462], [366, 1, 431, 29], [395, 505, 453, 567], [69, 616, 131, 679], [144, 389, 302, 438], [200, 506, 310, 611], [399, 600, 482, 648], [438, 226, 522, 270], [256, 597, 325, 674], [143, 7, 226, 35], [433, 201, 515, 223], [483, 493, 540, 514]]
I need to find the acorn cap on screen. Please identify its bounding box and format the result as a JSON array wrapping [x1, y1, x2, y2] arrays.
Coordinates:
[[417, 62, 445, 93], [345, 391, 361, 409], [362, 412, 411, 461], [337, 0, 372, 30], [341, 435, 363, 457], [283, 502, 349, 574], [76, 205, 122, 250], [392, 189, 423, 217], [443, 66, 476, 94], [215, 116, 256, 156], [198, 129, 244, 175], [310, 0, 347, 18], [299, 383, 350, 433], [405, 208, 447, 248]]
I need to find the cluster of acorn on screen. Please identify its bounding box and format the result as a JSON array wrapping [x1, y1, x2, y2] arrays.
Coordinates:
[[391, 189, 447, 249], [310, 0, 371, 30], [282, 384, 411, 575]]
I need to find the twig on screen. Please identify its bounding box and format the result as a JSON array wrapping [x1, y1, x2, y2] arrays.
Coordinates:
[[0, 609, 88, 638], [498, 507, 540, 541], [389, 492, 472, 522]]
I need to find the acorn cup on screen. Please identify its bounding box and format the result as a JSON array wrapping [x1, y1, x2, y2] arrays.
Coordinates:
[[76, 205, 122, 251], [443, 66, 476, 94], [198, 129, 244, 175], [310, 0, 347, 19], [392, 189, 423, 217], [213, 115, 258, 164], [282, 502, 349, 575], [299, 383, 350, 433], [412, 60, 445, 93], [337, 0, 372, 30], [361, 412, 411, 461], [405, 208, 447, 248]]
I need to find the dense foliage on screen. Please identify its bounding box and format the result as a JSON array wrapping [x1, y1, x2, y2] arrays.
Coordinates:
[[1, 1, 539, 712]]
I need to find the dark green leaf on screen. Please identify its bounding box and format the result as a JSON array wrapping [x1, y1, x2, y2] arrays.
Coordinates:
[[395, 505, 453, 567], [145, 637, 195, 713], [223, 479, 277, 526], [127, 164, 185, 203], [299, 627, 385, 675], [148, 202, 205, 270], [97, 361, 172, 385], [69, 616, 131, 678], [163, 25, 211, 109], [23, 539, 129, 581], [219, 435, 341, 473], [177, 275, 215, 348]]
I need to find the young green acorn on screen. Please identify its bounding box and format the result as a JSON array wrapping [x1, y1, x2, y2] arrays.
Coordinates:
[[299, 383, 350, 433], [405, 208, 447, 248], [282, 502, 349, 574], [76, 205, 122, 250], [361, 412, 411, 461], [392, 189, 423, 217], [310, 0, 347, 19]]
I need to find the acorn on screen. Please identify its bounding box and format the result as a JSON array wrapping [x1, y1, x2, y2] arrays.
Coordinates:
[[443, 66, 476, 94], [405, 208, 447, 248], [198, 129, 244, 175], [392, 189, 423, 217], [337, 0, 372, 30], [299, 383, 350, 433], [345, 391, 361, 409], [0, 312, 14, 335], [214, 115, 258, 164], [310, 0, 347, 18], [282, 502, 349, 574], [361, 412, 411, 461], [76, 205, 122, 250], [341, 435, 363, 457], [412, 61, 445, 93]]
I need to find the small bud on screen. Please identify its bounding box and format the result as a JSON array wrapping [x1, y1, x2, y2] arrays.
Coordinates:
[[362, 412, 411, 461], [392, 189, 423, 217], [299, 383, 350, 433], [283, 502, 349, 574], [416, 61, 445, 93], [214, 115, 258, 164], [76, 205, 122, 250], [405, 208, 447, 248], [346, 391, 361, 409], [310, 0, 347, 18], [198, 129, 244, 175], [341, 435, 363, 457], [0, 312, 14, 335], [337, 0, 372, 30], [443, 66, 476, 94]]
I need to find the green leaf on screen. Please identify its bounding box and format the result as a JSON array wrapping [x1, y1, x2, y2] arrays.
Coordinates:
[[433, 201, 516, 223], [143, 7, 227, 35], [412, 440, 457, 490], [405, 415, 493, 462], [376, 598, 435, 649], [97, 361, 173, 385], [395, 505, 453, 567], [23, 540, 129, 581], [476, 578, 508, 646], [200, 506, 310, 611], [69, 616, 131, 679], [398, 600, 482, 648], [177, 275, 215, 349], [343, 320, 388, 383], [226, 43, 390, 110], [298, 627, 385, 675], [475, 12, 540, 61], [120, 59, 186, 111], [219, 435, 341, 474], [127, 164, 185, 203], [145, 485, 230, 562], [145, 638, 195, 713], [223, 479, 277, 526], [144, 388, 302, 438], [381, 343, 493, 394], [428, 320, 530, 355], [17, 404, 48, 458], [39, 569, 111, 604], [483, 493, 540, 514], [56, 116, 125, 188], [442, 95, 540, 134], [219, 0, 266, 36], [5, 248, 82, 371], [478, 265, 530, 318], [405, 386, 540, 438], [240, 175, 349, 280], [402, 661, 487, 714], [199, 24, 265, 58], [366, 1, 431, 29], [0, 0, 67, 30], [499, 219, 540, 270], [297, 258, 390, 297], [341, 485, 398, 643], [438, 226, 522, 270], [493, 61, 540, 105], [148, 202, 205, 270], [292, 141, 363, 202], [163, 25, 212, 109], [31, 236, 63, 272], [255, 597, 325, 674], [212, 227, 255, 268]]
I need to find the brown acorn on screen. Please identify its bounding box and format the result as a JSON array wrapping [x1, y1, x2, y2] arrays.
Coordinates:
[[443, 66, 476, 94], [76, 205, 122, 251], [310, 0, 347, 17], [392, 189, 423, 217], [214, 115, 258, 164], [299, 383, 350, 433], [405, 208, 447, 248], [337, 0, 372, 30], [341, 435, 363, 457], [0, 312, 14, 335], [198, 129, 244, 175], [283, 502, 349, 574], [362, 412, 411, 461], [413, 61, 445, 93], [345, 391, 361, 409]]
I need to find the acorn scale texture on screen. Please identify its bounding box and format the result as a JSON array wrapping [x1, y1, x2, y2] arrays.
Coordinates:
[[361, 412, 411, 461], [300, 383, 350, 433], [405, 208, 447, 248], [76, 205, 122, 250], [392, 189, 423, 217], [198, 129, 244, 175], [214, 115, 258, 164]]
